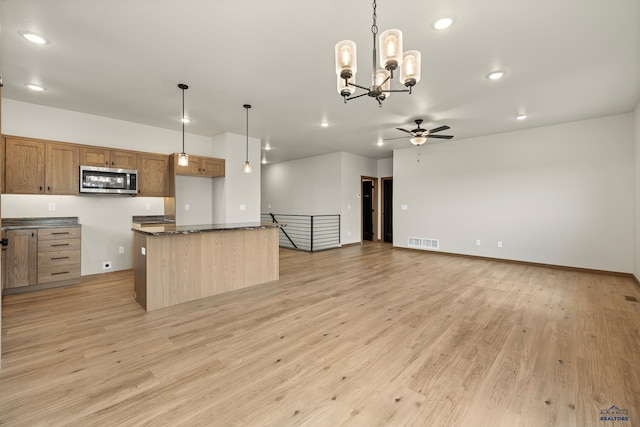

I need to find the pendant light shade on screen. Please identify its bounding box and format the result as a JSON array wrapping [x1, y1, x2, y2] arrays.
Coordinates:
[[178, 83, 189, 166], [379, 29, 403, 71], [400, 50, 421, 88], [243, 104, 252, 174]]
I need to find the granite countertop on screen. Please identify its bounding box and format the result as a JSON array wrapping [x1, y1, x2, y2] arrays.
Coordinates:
[[131, 222, 280, 236], [2, 217, 80, 230], [132, 215, 175, 225]]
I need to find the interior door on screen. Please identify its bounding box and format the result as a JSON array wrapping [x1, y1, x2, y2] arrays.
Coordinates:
[[362, 180, 373, 241], [383, 178, 393, 243]]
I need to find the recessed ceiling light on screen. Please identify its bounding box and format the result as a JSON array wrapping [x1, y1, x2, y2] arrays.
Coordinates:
[[377, 141, 384, 146], [181, 116, 190, 123], [264, 144, 271, 151], [432, 16, 455, 30], [18, 30, 49, 45], [321, 121, 329, 128], [487, 70, 506, 80], [26, 83, 46, 92], [516, 114, 528, 120], [262, 158, 267, 164]]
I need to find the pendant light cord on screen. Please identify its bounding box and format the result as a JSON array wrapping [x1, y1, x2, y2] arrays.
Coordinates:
[[244, 104, 251, 162], [182, 87, 185, 153]]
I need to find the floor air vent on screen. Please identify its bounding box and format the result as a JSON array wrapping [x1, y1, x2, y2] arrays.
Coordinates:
[[408, 237, 439, 250]]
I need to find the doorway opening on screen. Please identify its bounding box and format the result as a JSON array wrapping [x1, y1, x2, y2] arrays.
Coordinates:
[[361, 176, 378, 242], [381, 177, 393, 243]]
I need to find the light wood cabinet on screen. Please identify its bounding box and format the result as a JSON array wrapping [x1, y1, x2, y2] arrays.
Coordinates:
[[5, 138, 79, 195], [172, 153, 225, 177], [137, 153, 168, 197], [46, 142, 80, 195], [5, 138, 46, 194], [37, 227, 81, 285], [2, 226, 81, 293], [3, 229, 37, 289], [80, 147, 137, 169]]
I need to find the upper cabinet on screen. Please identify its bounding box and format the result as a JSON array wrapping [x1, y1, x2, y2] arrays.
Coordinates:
[[137, 153, 168, 197], [172, 153, 225, 177], [5, 137, 79, 195], [80, 146, 136, 169]]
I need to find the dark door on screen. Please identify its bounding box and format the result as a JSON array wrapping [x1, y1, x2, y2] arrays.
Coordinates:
[[362, 181, 373, 241], [383, 179, 393, 243]]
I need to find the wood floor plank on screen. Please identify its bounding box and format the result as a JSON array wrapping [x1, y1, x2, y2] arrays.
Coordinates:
[[1, 243, 639, 426]]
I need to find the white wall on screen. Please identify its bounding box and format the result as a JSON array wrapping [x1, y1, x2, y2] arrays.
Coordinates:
[[261, 152, 342, 215], [377, 158, 393, 178], [394, 113, 635, 273], [261, 152, 380, 245], [2, 99, 260, 275], [211, 133, 261, 223], [635, 102, 640, 280]]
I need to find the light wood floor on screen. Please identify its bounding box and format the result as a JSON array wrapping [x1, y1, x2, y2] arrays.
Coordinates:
[[1, 243, 639, 426]]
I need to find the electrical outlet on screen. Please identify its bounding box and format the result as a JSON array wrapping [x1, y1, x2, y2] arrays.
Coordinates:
[[119, 246, 125, 254], [476, 240, 481, 246], [145, 203, 151, 211], [497, 241, 503, 248], [185, 204, 190, 211], [240, 204, 246, 211], [102, 261, 112, 270], [48, 203, 56, 211]]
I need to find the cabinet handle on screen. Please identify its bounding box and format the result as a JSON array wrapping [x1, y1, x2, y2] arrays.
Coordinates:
[[51, 271, 69, 276], [105, 161, 108, 165], [51, 256, 70, 260], [51, 243, 70, 247], [51, 232, 70, 235], [112, 161, 114, 165], [40, 186, 43, 191], [47, 186, 51, 191]]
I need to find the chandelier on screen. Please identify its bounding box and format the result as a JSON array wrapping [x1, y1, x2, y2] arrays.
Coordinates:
[[335, 0, 421, 106]]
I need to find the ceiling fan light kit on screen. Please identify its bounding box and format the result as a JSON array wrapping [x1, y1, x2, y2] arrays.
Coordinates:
[[334, 0, 421, 106], [387, 119, 455, 145]]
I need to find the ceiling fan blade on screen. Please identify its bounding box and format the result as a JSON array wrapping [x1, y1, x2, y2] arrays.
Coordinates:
[[427, 134, 454, 139], [395, 128, 414, 135], [383, 136, 410, 141], [428, 125, 450, 134]]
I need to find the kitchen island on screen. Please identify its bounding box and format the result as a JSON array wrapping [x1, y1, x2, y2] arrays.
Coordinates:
[[132, 222, 280, 311]]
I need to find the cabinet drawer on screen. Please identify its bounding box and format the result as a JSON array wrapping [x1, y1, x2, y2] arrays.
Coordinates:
[[38, 227, 81, 240], [38, 264, 80, 284], [38, 250, 81, 268], [38, 238, 81, 252]]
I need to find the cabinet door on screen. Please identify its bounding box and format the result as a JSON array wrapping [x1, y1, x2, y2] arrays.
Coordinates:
[[173, 153, 201, 176], [5, 138, 46, 194], [137, 153, 168, 197], [201, 158, 225, 177], [46, 142, 79, 195], [4, 229, 37, 289], [79, 146, 110, 167], [110, 150, 137, 169]]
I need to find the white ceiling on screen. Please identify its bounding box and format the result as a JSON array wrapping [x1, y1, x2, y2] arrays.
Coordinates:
[[1, 0, 639, 163]]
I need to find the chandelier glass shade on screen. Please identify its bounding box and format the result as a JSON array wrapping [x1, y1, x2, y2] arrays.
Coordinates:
[[334, 0, 421, 106]]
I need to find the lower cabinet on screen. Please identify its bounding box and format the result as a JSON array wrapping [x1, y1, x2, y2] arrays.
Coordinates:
[[2, 226, 81, 294]]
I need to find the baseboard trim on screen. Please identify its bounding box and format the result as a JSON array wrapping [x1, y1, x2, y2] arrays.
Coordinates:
[[393, 246, 634, 279]]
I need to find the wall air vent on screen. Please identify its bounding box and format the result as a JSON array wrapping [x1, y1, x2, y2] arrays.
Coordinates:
[[408, 237, 439, 250]]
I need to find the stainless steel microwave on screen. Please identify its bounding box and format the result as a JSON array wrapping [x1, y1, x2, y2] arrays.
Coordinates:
[[79, 165, 138, 195]]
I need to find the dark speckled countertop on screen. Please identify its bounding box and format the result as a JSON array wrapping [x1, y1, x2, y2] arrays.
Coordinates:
[[2, 217, 80, 230], [131, 222, 280, 236]]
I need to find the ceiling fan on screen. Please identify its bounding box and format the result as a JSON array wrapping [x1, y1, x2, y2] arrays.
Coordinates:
[[385, 119, 454, 145]]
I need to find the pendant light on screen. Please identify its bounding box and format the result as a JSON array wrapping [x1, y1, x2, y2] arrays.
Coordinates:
[[243, 104, 252, 174], [334, 0, 421, 107], [178, 83, 189, 166]]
